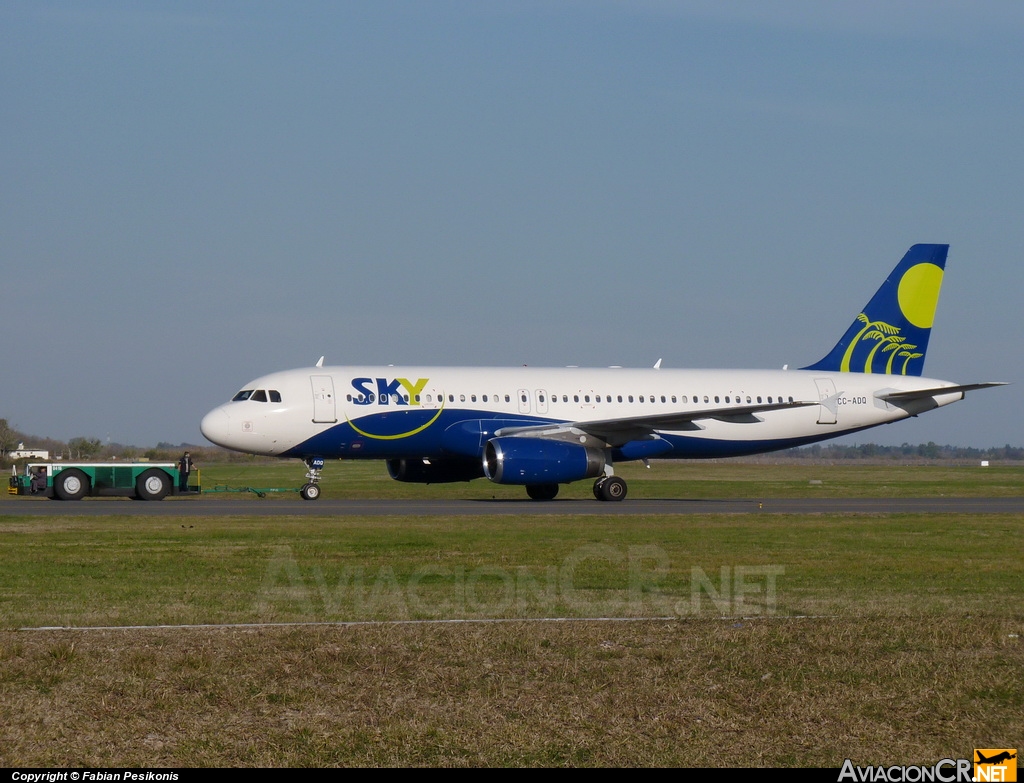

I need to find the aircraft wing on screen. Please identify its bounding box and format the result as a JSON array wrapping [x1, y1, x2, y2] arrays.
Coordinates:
[[493, 400, 817, 448], [877, 382, 1007, 403]]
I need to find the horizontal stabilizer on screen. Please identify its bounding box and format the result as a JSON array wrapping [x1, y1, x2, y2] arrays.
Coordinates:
[[877, 382, 1007, 403]]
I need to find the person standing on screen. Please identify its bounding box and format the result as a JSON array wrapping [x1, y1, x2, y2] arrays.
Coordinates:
[[177, 451, 195, 492]]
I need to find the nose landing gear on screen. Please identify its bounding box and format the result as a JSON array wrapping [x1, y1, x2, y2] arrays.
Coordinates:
[[300, 456, 325, 500]]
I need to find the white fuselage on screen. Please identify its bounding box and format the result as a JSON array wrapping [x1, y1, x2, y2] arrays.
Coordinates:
[[200, 365, 965, 461]]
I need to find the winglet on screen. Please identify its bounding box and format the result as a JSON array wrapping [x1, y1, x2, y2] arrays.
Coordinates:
[[802, 244, 948, 376]]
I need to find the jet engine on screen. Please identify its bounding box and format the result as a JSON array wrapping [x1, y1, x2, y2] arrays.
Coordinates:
[[483, 437, 606, 485]]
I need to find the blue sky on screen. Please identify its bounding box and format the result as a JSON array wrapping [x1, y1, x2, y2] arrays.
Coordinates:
[[2, 1, 1021, 448]]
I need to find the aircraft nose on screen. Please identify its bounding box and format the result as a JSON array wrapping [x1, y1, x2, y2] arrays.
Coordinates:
[[200, 407, 232, 448]]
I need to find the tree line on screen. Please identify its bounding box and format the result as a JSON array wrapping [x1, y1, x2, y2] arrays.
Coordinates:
[[0, 419, 249, 467], [764, 442, 1024, 461]]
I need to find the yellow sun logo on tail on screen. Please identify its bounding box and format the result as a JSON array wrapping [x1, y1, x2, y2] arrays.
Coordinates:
[[897, 262, 943, 329]]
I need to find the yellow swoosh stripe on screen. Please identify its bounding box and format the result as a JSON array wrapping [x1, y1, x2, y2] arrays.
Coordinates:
[[345, 401, 445, 440]]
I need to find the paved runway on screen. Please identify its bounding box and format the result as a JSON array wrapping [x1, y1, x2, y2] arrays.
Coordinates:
[[3, 496, 1023, 516]]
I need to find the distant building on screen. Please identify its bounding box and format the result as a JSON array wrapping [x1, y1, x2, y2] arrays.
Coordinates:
[[7, 442, 50, 460]]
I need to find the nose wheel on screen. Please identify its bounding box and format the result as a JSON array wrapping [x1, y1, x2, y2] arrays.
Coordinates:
[[300, 457, 325, 500]]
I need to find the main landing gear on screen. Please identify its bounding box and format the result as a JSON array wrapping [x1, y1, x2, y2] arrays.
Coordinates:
[[593, 475, 627, 502], [300, 457, 324, 501], [523, 475, 628, 502]]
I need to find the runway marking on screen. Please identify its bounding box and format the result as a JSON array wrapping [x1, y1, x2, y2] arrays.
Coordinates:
[[18, 615, 833, 632]]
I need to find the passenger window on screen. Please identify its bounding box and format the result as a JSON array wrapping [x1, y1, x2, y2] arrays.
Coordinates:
[[471, 395, 477, 402], [505, 395, 511, 403]]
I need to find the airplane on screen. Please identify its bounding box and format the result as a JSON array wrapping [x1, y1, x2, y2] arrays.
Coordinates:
[[200, 244, 1004, 501], [976, 751, 1016, 765]]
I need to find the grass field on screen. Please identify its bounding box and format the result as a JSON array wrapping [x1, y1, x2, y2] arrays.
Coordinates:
[[190, 458, 1024, 499], [1, 462, 1021, 766]]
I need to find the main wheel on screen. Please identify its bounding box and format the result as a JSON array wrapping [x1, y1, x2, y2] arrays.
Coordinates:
[[526, 483, 559, 501], [598, 475, 627, 502], [135, 469, 171, 501], [593, 477, 606, 500], [300, 482, 321, 501], [54, 469, 89, 501]]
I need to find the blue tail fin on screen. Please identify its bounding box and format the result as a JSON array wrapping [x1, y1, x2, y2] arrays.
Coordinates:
[[801, 244, 948, 376]]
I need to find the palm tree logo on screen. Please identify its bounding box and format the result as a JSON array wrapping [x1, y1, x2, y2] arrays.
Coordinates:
[[863, 333, 907, 373], [886, 341, 915, 373], [840, 314, 902, 373], [899, 350, 924, 375]]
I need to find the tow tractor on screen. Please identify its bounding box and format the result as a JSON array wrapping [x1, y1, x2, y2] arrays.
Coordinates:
[[8, 462, 200, 500]]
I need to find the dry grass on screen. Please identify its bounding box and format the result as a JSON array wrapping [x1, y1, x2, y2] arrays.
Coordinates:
[[1, 616, 1021, 767]]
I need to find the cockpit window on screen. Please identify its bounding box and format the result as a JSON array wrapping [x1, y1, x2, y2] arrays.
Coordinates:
[[269, 390, 282, 403], [251, 390, 268, 402], [232, 390, 254, 401]]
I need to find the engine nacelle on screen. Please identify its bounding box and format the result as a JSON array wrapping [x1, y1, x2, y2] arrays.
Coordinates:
[[483, 437, 606, 485], [386, 458, 484, 484]]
